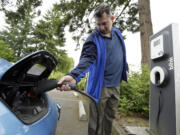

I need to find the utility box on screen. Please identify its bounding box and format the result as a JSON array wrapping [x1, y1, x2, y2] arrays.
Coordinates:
[[149, 24, 180, 135]]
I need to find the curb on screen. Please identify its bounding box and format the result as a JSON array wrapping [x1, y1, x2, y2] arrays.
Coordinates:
[[78, 100, 87, 121], [73, 92, 122, 134], [112, 120, 123, 135], [73, 91, 88, 121], [73, 92, 79, 97]]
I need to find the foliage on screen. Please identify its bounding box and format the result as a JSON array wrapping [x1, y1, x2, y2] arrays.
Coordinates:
[[0, 40, 17, 62], [49, 71, 65, 80], [0, 0, 15, 10], [57, 0, 139, 46], [0, 1, 74, 73], [32, 5, 65, 53], [32, 4, 74, 73], [118, 64, 150, 118], [76, 78, 86, 90], [31, 4, 74, 73], [0, 0, 42, 58], [56, 54, 74, 73]]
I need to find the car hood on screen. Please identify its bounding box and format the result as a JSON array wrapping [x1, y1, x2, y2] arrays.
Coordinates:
[[0, 50, 57, 84]]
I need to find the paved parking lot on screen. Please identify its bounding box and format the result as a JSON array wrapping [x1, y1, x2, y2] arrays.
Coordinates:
[[48, 90, 150, 135], [48, 90, 88, 135]]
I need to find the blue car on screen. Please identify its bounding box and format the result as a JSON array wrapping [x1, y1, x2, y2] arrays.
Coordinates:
[[0, 50, 61, 135]]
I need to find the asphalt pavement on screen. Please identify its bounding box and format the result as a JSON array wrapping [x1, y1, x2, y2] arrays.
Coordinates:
[[48, 90, 88, 135]]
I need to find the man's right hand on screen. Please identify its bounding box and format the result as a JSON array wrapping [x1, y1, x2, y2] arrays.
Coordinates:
[[56, 75, 76, 91]]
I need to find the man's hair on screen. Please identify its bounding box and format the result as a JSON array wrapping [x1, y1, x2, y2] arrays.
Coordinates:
[[94, 3, 112, 18]]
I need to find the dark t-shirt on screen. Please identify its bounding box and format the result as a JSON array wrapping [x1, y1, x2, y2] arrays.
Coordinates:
[[102, 30, 124, 87]]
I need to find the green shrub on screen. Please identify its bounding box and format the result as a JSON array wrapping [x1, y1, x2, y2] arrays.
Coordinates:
[[118, 64, 150, 118], [49, 71, 65, 80], [77, 78, 86, 90]]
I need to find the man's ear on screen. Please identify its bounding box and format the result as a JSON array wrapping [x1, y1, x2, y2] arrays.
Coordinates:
[[111, 16, 114, 22]]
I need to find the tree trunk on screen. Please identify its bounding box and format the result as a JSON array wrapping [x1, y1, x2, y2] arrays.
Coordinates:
[[138, 0, 153, 67]]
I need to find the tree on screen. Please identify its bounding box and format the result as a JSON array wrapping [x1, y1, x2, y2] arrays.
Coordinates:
[[57, 0, 139, 46], [0, 0, 10, 10], [138, 0, 153, 66], [32, 4, 74, 72], [0, 40, 17, 62], [32, 4, 65, 53], [0, 0, 42, 58], [0, 1, 74, 73]]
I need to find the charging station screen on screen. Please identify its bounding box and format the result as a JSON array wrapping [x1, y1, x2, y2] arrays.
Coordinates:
[[151, 35, 164, 59]]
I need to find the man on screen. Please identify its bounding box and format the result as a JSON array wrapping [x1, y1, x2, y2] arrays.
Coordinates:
[[57, 3, 128, 135]]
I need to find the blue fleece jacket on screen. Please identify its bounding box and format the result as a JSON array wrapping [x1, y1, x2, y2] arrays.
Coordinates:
[[69, 27, 128, 102]]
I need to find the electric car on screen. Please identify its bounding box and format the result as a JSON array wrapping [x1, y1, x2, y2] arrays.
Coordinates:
[[0, 50, 61, 135]]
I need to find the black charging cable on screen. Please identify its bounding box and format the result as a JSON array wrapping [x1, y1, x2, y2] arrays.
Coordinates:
[[32, 79, 99, 135]]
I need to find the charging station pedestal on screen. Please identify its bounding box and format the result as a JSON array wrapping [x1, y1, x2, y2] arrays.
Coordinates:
[[150, 24, 180, 135]]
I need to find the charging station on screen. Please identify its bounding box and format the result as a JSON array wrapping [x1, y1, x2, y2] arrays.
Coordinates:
[[149, 24, 180, 135]]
